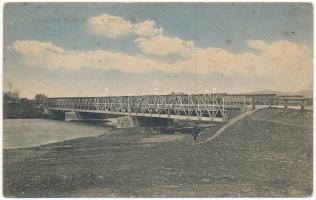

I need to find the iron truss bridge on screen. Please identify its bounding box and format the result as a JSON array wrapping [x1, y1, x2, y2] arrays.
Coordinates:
[[46, 94, 313, 122], [46, 94, 237, 122]]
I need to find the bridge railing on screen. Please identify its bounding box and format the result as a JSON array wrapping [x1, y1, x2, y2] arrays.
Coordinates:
[[251, 97, 313, 110]]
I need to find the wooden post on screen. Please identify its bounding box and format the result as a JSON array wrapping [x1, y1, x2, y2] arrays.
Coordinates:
[[252, 98, 256, 110], [301, 100, 305, 110], [243, 96, 246, 107]]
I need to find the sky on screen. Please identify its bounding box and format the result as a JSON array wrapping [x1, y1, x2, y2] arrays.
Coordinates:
[[3, 2, 313, 98]]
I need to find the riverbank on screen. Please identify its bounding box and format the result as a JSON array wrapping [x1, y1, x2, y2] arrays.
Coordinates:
[[3, 108, 313, 197]]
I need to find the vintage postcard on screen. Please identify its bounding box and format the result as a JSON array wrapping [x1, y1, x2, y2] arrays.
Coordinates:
[[2, 2, 313, 198]]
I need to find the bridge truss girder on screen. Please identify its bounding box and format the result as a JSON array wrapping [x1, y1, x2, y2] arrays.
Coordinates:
[[47, 94, 227, 121]]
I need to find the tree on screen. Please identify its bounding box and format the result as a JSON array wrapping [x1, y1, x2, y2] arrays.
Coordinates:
[[34, 94, 48, 104], [3, 91, 19, 102]]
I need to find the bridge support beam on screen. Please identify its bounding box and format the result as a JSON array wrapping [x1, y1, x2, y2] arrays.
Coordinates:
[[65, 111, 81, 122], [116, 116, 139, 128]]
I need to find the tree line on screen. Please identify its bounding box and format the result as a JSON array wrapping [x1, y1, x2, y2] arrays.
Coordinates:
[[3, 91, 49, 119]]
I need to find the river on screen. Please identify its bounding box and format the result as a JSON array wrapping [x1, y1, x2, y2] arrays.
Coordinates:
[[3, 119, 109, 149]]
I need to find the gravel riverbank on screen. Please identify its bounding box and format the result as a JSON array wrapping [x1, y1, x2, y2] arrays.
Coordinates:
[[3, 108, 312, 197]]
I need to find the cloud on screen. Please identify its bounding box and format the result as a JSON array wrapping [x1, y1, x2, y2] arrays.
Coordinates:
[[178, 40, 312, 91], [12, 40, 169, 73], [88, 13, 162, 38], [87, 13, 193, 58], [247, 40, 269, 50], [12, 39, 312, 92], [135, 35, 195, 57], [133, 20, 163, 37], [88, 13, 133, 38], [13, 40, 64, 54]]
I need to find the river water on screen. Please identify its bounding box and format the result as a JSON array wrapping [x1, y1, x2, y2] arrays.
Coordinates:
[[3, 119, 109, 149]]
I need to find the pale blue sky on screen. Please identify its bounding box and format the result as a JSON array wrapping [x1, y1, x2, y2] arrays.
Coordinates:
[[3, 3, 313, 98]]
